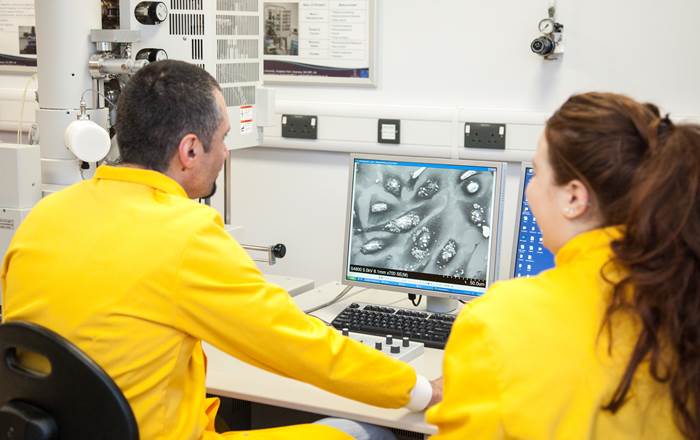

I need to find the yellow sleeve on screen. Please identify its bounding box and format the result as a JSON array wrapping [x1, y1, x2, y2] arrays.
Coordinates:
[[173, 216, 416, 408], [426, 303, 505, 438], [1, 246, 10, 319]]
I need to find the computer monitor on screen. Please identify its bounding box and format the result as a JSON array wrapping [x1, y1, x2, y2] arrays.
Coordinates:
[[511, 163, 555, 278], [342, 154, 504, 312]]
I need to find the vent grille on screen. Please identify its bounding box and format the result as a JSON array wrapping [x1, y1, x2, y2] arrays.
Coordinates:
[[171, 0, 203, 9], [222, 86, 256, 106], [216, 15, 259, 36], [216, 62, 260, 83], [217, 0, 258, 12], [169, 13, 205, 35], [217, 39, 258, 60], [196, 63, 206, 70], [191, 39, 204, 60]]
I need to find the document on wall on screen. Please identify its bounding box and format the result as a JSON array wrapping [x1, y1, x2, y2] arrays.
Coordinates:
[[0, 0, 36, 69], [263, 0, 375, 85]]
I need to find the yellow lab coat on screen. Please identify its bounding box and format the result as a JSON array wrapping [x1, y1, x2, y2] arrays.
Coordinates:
[[2, 165, 418, 440], [427, 227, 682, 439]]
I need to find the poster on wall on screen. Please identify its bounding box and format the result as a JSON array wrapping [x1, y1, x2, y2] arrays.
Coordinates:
[[263, 0, 375, 85], [0, 0, 36, 70]]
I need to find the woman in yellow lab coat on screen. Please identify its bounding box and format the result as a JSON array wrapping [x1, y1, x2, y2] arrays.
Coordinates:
[[427, 92, 700, 439]]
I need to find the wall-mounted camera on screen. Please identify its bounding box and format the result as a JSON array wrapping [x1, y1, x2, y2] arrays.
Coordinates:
[[531, 14, 564, 60]]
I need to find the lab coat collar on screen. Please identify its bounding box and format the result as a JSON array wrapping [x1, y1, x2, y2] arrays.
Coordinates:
[[554, 226, 623, 266], [94, 165, 188, 198]]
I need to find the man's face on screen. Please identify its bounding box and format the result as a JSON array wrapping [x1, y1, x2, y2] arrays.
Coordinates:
[[195, 90, 230, 199]]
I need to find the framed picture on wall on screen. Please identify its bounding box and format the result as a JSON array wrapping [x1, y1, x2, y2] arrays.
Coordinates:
[[263, 0, 376, 86], [0, 0, 37, 72]]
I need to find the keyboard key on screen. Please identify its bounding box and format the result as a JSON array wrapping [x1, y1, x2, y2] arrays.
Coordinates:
[[330, 303, 455, 349]]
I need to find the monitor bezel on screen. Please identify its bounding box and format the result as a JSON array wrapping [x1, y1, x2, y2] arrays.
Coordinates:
[[341, 153, 504, 301], [510, 161, 532, 278]]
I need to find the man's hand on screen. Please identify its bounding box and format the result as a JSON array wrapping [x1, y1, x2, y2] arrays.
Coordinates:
[[427, 376, 443, 408]]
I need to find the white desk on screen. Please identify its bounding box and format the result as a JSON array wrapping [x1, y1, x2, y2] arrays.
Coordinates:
[[263, 273, 315, 297], [205, 281, 449, 436]]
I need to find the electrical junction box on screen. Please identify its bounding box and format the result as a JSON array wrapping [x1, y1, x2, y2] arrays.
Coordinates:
[[0, 144, 41, 300], [281, 114, 318, 139], [464, 122, 506, 149], [378, 119, 400, 144], [0, 144, 41, 209]]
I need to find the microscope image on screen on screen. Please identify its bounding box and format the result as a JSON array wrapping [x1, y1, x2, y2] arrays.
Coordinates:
[[348, 162, 494, 285]]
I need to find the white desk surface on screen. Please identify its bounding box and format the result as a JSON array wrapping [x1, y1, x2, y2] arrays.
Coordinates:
[[263, 273, 315, 297], [205, 281, 449, 435]]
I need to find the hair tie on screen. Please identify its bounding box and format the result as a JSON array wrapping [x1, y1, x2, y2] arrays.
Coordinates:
[[658, 113, 673, 136]]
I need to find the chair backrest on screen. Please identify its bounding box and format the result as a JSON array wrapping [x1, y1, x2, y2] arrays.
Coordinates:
[[0, 321, 139, 440]]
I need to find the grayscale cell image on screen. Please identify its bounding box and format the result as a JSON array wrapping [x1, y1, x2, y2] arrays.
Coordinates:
[[349, 162, 495, 282]]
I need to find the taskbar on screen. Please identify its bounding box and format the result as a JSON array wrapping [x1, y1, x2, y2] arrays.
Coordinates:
[[347, 264, 487, 295]]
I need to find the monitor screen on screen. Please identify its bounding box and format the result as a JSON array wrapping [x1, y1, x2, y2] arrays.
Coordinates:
[[512, 165, 555, 278], [342, 154, 503, 298]]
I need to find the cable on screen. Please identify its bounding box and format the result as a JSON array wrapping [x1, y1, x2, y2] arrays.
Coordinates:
[[27, 123, 37, 145], [304, 285, 355, 314], [17, 73, 37, 144], [410, 294, 423, 307], [79, 162, 90, 180], [80, 88, 116, 108]]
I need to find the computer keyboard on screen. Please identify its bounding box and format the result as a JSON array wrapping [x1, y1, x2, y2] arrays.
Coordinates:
[[330, 302, 456, 349]]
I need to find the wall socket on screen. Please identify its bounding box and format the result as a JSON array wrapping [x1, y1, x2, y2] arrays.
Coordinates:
[[378, 119, 400, 144], [282, 114, 318, 140], [464, 122, 506, 149]]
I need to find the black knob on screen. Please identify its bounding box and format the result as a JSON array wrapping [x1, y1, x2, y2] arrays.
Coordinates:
[[341, 327, 349, 336], [402, 337, 410, 347], [385, 335, 393, 344], [134, 1, 168, 25], [272, 243, 286, 258], [530, 36, 555, 56], [390, 345, 400, 354], [374, 342, 382, 350]]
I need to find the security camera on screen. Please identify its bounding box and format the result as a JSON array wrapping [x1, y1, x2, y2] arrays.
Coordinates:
[[531, 17, 564, 60]]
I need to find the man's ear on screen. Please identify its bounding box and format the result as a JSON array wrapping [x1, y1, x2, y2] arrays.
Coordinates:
[[176, 134, 200, 171], [561, 179, 592, 219]]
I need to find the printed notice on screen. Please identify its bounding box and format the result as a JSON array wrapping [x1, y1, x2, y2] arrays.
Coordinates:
[[239, 105, 255, 135], [263, 0, 373, 84], [0, 0, 36, 68]]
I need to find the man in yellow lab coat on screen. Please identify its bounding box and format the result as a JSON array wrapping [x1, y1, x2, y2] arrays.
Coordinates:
[[1, 60, 438, 440]]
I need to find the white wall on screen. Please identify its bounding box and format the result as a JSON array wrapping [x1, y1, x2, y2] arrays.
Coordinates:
[[228, 0, 700, 286], [273, 0, 700, 113], [3, 0, 700, 288]]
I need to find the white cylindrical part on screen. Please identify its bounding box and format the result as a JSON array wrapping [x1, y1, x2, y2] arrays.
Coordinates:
[[37, 108, 110, 161], [64, 119, 111, 162], [37, 109, 80, 160], [35, 0, 101, 109]]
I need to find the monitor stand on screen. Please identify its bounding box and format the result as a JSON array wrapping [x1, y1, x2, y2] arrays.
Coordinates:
[[426, 296, 457, 314]]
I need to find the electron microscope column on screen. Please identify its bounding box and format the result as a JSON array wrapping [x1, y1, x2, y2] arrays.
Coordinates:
[[34, 0, 107, 187]]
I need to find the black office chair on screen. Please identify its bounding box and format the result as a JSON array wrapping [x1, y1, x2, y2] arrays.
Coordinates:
[[0, 321, 139, 439]]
